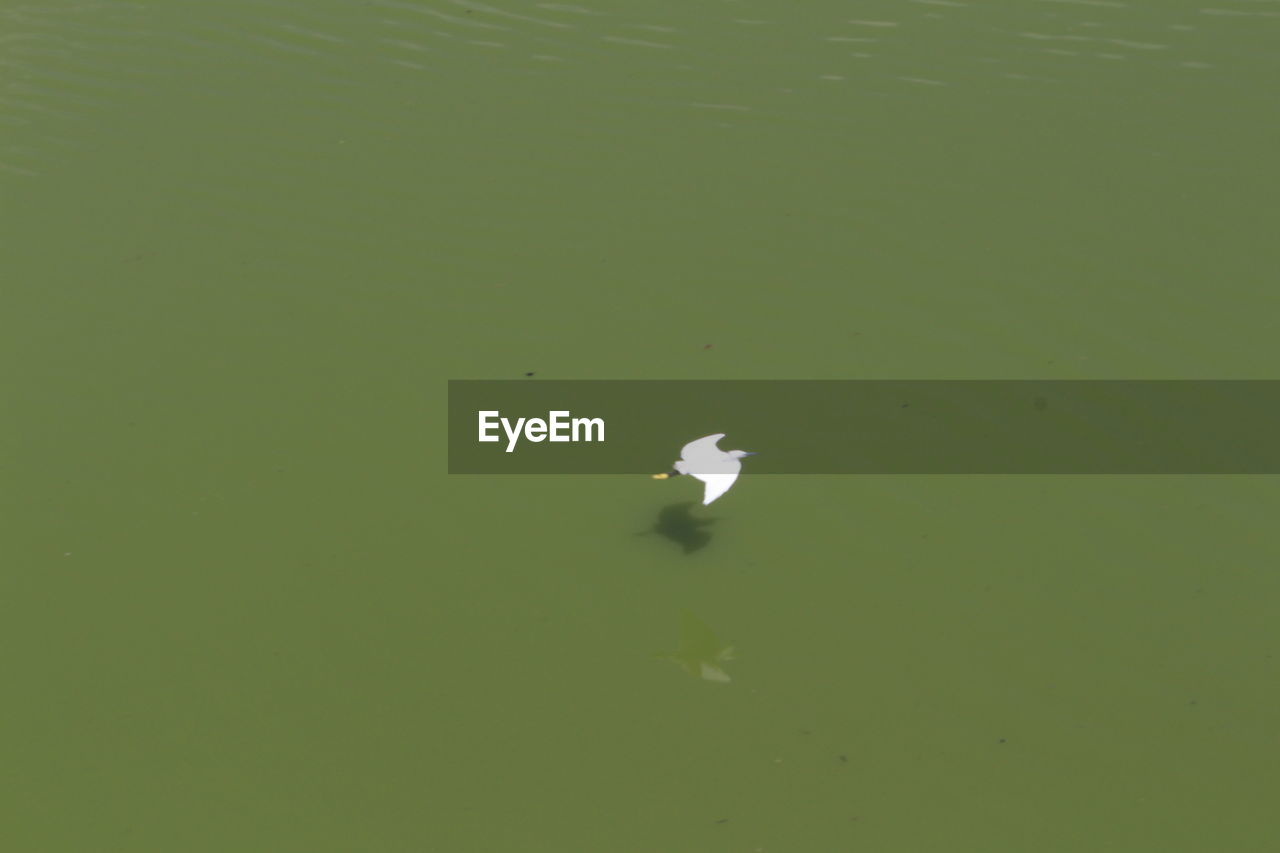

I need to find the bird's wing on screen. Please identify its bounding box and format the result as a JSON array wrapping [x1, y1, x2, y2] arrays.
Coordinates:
[[680, 433, 725, 461], [697, 471, 740, 505]]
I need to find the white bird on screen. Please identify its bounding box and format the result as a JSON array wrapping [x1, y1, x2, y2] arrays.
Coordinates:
[[652, 433, 757, 505]]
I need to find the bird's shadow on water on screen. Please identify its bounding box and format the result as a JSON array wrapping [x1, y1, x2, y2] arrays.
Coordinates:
[[637, 502, 718, 554]]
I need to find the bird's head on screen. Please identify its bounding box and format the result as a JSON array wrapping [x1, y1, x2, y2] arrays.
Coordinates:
[[729, 450, 757, 459]]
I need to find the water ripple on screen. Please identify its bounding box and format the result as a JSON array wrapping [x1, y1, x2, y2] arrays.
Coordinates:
[[1, 0, 1271, 180]]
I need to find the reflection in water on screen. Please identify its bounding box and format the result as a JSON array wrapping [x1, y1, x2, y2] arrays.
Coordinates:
[[640, 501, 716, 554], [656, 610, 734, 683]]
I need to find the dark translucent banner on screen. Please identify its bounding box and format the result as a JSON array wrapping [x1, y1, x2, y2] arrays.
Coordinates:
[[447, 380, 1280, 474]]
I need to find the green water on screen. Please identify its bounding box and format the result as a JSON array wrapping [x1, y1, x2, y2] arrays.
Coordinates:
[[4, 1, 1279, 850]]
